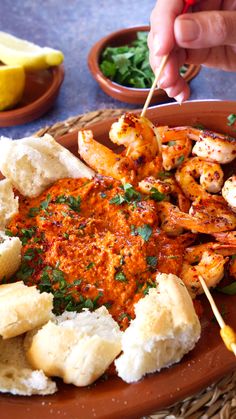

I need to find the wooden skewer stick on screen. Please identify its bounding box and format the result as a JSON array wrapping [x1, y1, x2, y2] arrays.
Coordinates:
[[198, 275, 236, 357], [141, 54, 169, 118]]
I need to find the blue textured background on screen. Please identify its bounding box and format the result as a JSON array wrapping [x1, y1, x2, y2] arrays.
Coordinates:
[[0, 0, 235, 138]]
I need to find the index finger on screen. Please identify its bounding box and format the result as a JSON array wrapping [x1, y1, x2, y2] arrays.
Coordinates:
[[149, 0, 185, 55]]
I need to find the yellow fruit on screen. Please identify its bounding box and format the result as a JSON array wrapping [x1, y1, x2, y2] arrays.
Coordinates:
[[0, 65, 25, 111], [0, 31, 64, 71]]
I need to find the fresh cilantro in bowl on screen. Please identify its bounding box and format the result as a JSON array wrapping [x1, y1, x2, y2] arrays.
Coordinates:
[[100, 31, 188, 89]]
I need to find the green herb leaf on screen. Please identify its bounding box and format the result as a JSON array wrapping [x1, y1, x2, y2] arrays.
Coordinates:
[[146, 256, 158, 269], [115, 271, 127, 282], [167, 141, 176, 146], [227, 113, 236, 126], [86, 262, 95, 270], [177, 155, 185, 165], [109, 194, 126, 205], [137, 224, 152, 241], [40, 194, 51, 211], [217, 282, 236, 295], [150, 187, 165, 202]]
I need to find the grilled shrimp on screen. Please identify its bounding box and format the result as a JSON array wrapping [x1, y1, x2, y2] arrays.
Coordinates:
[[191, 129, 236, 164], [156, 126, 193, 170], [157, 200, 236, 234], [222, 175, 236, 213], [212, 231, 236, 245], [78, 130, 135, 183], [175, 157, 224, 201], [180, 249, 227, 298], [109, 113, 161, 161], [139, 176, 190, 212]]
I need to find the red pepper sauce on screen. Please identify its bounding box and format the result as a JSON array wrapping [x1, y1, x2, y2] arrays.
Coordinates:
[[7, 176, 192, 329]]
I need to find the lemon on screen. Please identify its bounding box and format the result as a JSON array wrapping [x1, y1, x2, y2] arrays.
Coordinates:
[[0, 65, 25, 111], [0, 31, 64, 71]]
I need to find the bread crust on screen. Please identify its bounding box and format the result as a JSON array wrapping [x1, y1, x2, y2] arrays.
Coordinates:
[[115, 273, 201, 383], [0, 281, 53, 339], [0, 134, 94, 197], [25, 307, 122, 386]]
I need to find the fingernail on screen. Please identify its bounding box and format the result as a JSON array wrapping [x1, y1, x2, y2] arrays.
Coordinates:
[[153, 34, 161, 55], [175, 92, 185, 103], [175, 18, 199, 43]]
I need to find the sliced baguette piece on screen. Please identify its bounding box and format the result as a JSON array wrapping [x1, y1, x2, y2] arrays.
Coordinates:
[[0, 179, 19, 228], [0, 281, 53, 339], [0, 232, 22, 280], [25, 306, 122, 386], [0, 134, 94, 198], [0, 335, 57, 395], [115, 273, 201, 383]]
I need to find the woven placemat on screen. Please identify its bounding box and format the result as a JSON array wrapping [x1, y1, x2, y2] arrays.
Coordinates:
[[35, 108, 236, 419]]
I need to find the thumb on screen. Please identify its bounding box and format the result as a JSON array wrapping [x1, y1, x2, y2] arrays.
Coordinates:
[[174, 11, 236, 49]]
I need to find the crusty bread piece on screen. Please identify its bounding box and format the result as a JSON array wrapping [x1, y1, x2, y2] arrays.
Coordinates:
[[0, 335, 57, 395], [0, 232, 22, 280], [25, 307, 122, 386], [115, 273, 201, 383], [0, 134, 94, 198], [0, 179, 19, 228], [0, 281, 53, 339]]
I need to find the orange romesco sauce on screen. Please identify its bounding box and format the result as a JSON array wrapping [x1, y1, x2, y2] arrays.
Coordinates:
[[8, 176, 193, 329]]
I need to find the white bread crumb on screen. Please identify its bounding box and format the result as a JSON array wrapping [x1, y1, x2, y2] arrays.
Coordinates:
[[0, 281, 53, 339], [115, 273, 201, 383], [0, 335, 57, 396], [0, 179, 18, 229], [0, 232, 22, 280], [25, 306, 122, 386], [0, 134, 94, 197]]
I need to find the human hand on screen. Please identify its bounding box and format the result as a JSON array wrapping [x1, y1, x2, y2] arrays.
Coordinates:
[[148, 0, 236, 102]]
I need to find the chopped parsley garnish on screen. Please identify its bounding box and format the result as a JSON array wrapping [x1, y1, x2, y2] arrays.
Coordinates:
[[227, 113, 236, 126], [193, 123, 205, 130], [146, 256, 158, 269], [137, 224, 152, 241], [63, 233, 69, 239], [100, 192, 107, 198], [23, 247, 42, 261], [118, 312, 131, 321], [100, 31, 188, 89], [20, 227, 36, 245], [217, 282, 236, 295], [150, 187, 165, 202], [115, 271, 127, 282], [40, 194, 51, 211], [143, 280, 156, 295], [5, 229, 14, 237], [177, 155, 185, 165], [86, 262, 95, 270], [158, 171, 172, 180], [55, 194, 81, 213], [167, 141, 176, 146], [28, 207, 40, 217], [110, 183, 141, 206], [109, 194, 126, 205]]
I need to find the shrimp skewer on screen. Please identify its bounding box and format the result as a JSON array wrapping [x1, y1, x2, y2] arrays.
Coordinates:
[[109, 113, 161, 161]]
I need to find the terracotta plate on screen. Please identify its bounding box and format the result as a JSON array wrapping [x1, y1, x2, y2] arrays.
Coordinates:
[[1, 100, 236, 419], [0, 65, 64, 127]]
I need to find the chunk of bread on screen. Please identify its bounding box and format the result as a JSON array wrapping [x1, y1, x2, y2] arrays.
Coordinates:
[[0, 179, 19, 228], [0, 134, 94, 198], [0, 232, 22, 280], [0, 335, 57, 395], [115, 273, 201, 383], [0, 281, 53, 339], [25, 307, 122, 386]]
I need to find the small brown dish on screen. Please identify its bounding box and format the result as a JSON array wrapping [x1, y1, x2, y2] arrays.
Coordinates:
[[0, 65, 64, 127], [88, 25, 201, 105]]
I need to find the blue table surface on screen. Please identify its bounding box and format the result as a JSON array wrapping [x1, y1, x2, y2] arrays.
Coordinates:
[[0, 0, 236, 139]]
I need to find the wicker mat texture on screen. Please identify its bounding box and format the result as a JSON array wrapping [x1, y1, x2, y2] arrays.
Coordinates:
[[36, 108, 236, 419]]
